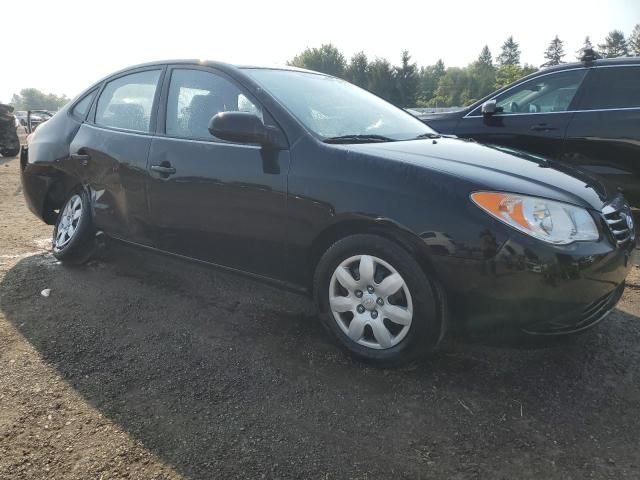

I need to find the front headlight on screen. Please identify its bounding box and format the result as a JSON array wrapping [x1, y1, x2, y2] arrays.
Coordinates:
[[471, 191, 599, 245]]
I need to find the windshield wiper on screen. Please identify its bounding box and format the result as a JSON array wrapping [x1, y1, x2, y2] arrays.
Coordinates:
[[413, 132, 442, 140], [323, 134, 396, 144]]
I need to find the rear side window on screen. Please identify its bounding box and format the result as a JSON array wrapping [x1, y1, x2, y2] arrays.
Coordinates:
[[95, 70, 161, 132], [71, 90, 96, 120], [581, 66, 640, 110], [165, 68, 262, 139]]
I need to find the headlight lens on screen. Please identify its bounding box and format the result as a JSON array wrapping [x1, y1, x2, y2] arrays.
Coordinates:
[[471, 191, 599, 245]]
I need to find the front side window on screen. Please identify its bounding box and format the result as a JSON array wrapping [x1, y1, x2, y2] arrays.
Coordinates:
[[494, 70, 587, 115], [95, 70, 161, 132], [581, 66, 640, 110], [166, 69, 263, 139], [245, 69, 435, 141]]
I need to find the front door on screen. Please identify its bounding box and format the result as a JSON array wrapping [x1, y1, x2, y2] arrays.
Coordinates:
[[455, 69, 588, 159], [146, 67, 291, 281]]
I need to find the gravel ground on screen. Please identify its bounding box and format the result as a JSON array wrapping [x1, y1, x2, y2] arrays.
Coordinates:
[[1, 152, 640, 479]]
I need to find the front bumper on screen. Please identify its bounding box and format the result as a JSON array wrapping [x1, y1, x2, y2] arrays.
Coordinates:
[[430, 224, 635, 334]]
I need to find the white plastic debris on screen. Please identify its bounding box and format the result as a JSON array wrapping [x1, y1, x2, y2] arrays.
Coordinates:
[[40, 289, 51, 297]]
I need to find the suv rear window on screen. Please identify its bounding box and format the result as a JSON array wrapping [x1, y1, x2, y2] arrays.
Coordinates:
[[581, 66, 640, 110]]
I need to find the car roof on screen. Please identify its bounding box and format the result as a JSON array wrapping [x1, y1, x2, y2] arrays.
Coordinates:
[[540, 56, 640, 73], [106, 59, 326, 77]]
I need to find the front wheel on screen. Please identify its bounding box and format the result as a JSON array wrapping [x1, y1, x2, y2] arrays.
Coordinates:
[[1, 147, 20, 157], [313, 234, 444, 367], [52, 189, 95, 264]]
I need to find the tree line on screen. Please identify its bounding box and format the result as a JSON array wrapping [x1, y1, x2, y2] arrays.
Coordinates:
[[289, 25, 640, 108], [9, 88, 70, 111]]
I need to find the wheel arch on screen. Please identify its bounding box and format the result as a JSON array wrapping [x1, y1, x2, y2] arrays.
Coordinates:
[[309, 217, 450, 344], [40, 169, 87, 224]]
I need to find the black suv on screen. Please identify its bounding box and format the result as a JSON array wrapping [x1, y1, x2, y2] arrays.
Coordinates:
[[418, 56, 640, 208]]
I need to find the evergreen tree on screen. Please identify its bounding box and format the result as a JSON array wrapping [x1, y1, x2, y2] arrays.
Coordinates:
[[470, 46, 496, 100], [395, 50, 418, 107], [477, 45, 493, 67], [599, 30, 629, 58], [629, 24, 640, 56], [367, 58, 396, 103], [345, 52, 369, 88], [416, 60, 445, 106], [542, 35, 565, 66], [497, 36, 521, 66], [288, 44, 346, 77], [576, 36, 595, 60]]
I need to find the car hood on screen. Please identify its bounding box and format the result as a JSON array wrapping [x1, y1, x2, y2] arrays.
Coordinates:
[[416, 110, 465, 122], [342, 137, 610, 210]]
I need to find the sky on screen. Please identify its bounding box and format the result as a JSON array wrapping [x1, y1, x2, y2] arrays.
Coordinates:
[[1, 0, 638, 103]]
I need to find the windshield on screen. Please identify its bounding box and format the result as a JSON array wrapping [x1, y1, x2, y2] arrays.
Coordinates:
[[245, 69, 436, 142]]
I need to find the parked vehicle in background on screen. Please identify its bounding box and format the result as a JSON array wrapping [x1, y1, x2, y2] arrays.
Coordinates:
[[0, 104, 20, 157], [21, 60, 634, 366], [418, 54, 640, 209]]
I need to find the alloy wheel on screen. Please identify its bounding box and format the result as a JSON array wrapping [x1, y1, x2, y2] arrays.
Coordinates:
[[54, 194, 83, 250]]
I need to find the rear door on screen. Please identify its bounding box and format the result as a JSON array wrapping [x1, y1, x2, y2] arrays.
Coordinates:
[[455, 69, 587, 159], [564, 65, 640, 207], [145, 66, 291, 280], [70, 68, 164, 244]]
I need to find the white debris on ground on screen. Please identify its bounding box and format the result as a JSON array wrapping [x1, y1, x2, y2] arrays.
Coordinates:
[[40, 288, 51, 297]]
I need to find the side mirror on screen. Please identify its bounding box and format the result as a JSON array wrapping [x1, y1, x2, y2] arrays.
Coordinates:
[[481, 99, 498, 116], [208, 111, 275, 146]]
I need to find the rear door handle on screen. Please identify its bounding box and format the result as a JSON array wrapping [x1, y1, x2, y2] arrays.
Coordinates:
[[150, 164, 177, 175], [530, 124, 557, 132]]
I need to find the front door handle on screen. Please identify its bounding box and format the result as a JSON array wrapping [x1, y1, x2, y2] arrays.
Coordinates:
[[150, 164, 176, 175], [70, 152, 91, 166], [530, 123, 557, 132]]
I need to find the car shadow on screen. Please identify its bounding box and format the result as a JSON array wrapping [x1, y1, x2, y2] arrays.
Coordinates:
[[2, 246, 640, 479]]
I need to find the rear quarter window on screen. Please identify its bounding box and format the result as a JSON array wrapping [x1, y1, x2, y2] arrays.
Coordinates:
[[71, 90, 97, 120]]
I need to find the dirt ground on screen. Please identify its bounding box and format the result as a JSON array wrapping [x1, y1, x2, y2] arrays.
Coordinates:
[[1, 151, 640, 480]]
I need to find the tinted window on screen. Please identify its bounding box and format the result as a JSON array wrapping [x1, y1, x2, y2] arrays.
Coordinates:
[[582, 66, 640, 110], [95, 70, 161, 132], [494, 69, 587, 115], [166, 69, 262, 139], [71, 90, 96, 119]]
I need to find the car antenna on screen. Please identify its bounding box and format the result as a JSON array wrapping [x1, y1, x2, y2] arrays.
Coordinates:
[[581, 48, 601, 64]]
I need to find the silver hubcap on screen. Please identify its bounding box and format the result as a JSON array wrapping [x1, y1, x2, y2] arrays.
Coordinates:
[[329, 254, 413, 350], [54, 194, 82, 251]]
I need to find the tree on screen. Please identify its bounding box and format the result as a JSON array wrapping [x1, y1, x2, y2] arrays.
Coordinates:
[[367, 58, 396, 103], [629, 24, 640, 56], [599, 30, 629, 58], [495, 65, 524, 88], [289, 44, 346, 77], [476, 45, 493, 67], [497, 36, 521, 66], [394, 50, 418, 107], [576, 36, 595, 60], [345, 52, 369, 88], [10, 88, 69, 110], [469, 46, 496, 101], [416, 60, 445, 106], [432, 68, 475, 107], [542, 35, 565, 66]]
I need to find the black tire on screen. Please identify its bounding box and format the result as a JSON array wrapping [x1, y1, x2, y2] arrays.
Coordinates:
[[313, 234, 444, 367], [1, 147, 20, 157], [52, 188, 95, 264]]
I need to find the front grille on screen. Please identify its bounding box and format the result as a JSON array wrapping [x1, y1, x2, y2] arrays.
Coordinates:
[[602, 201, 634, 246]]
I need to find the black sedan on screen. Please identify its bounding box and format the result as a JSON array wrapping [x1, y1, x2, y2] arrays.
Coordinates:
[[21, 61, 635, 366], [418, 56, 640, 209]]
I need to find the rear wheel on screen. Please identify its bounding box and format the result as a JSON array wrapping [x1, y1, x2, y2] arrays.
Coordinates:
[[52, 189, 95, 264], [314, 234, 444, 367]]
